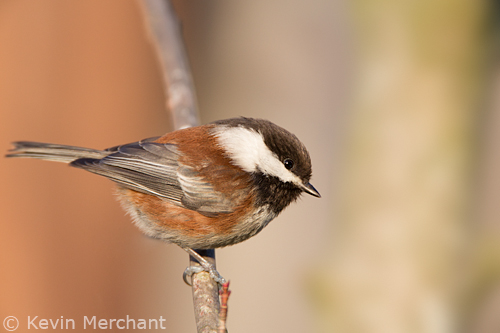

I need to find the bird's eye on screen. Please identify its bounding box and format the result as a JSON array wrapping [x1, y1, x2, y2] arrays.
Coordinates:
[[284, 159, 294, 170]]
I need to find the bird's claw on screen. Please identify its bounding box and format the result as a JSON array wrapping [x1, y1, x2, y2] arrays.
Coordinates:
[[183, 266, 204, 286]]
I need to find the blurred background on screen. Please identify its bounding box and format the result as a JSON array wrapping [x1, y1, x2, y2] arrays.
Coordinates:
[[1, 0, 500, 332]]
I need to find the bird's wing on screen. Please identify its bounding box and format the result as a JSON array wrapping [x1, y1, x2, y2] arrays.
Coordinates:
[[177, 165, 234, 216], [70, 139, 234, 216]]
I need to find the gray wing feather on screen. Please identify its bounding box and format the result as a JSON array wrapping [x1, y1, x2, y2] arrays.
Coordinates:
[[71, 141, 183, 202], [73, 158, 181, 200], [178, 166, 234, 216]]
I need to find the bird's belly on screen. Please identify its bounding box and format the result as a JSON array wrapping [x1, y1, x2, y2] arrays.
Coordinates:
[[116, 188, 276, 249]]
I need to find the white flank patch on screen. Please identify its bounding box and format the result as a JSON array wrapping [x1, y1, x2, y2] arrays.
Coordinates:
[[212, 126, 301, 185]]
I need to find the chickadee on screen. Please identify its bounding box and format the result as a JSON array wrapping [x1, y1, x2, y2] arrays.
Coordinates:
[[6, 117, 320, 283]]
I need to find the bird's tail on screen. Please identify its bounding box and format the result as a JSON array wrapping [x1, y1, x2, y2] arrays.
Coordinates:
[[5, 141, 108, 163]]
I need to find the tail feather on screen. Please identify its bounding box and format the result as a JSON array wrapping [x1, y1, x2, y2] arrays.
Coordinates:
[[5, 141, 108, 163]]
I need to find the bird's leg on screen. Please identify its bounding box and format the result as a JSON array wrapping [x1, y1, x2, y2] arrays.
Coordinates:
[[182, 247, 227, 286]]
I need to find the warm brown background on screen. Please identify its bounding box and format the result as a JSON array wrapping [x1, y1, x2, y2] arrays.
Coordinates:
[[2, 1, 500, 333], [0, 1, 340, 332]]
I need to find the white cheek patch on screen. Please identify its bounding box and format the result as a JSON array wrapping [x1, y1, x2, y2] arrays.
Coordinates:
[[212, 126, 302, 185]]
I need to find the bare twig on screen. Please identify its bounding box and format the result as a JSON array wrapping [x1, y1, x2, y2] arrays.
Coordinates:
[[138, 1, 223, 331], [190, 250, 221, 333]]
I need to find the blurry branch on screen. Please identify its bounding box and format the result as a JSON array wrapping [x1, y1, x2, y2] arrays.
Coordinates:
[[138, 1, 223, 332], [310, 0, 491, 332], [139, 0, 200, 129]]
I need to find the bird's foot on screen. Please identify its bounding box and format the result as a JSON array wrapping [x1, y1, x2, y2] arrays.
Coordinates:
[[182, 247, 227, 286], [183, 264, 227, 286]]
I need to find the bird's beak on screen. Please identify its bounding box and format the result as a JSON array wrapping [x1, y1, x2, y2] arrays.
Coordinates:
[[301, 182, 321, 198]]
